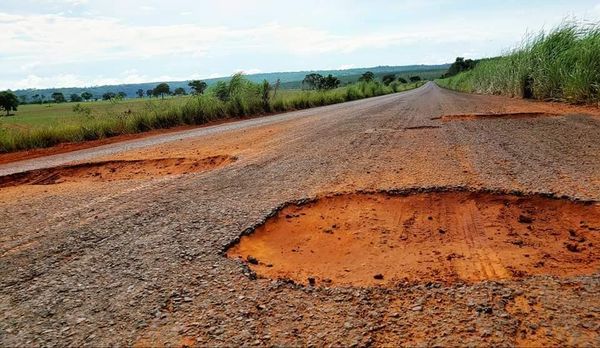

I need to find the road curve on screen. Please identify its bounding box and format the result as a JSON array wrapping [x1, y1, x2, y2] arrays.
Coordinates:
[[1, 82, 599, 346]]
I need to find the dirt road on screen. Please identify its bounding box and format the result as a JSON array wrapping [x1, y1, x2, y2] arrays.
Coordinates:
[[1, 82, 599, 346]]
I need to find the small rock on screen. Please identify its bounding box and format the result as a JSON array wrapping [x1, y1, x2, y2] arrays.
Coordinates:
[[518, 214, 533, 224], [247, 255, 259, 264], [373, 274, 384, 280], [411, 305, 423, 312], [308, 277, 316, 286]]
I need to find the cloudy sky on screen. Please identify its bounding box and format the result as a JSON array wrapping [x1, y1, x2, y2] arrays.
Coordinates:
[[1, 0, 599, 90]]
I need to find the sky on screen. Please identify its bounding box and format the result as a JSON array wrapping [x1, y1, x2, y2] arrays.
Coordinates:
[[1, 0, 599, 90]]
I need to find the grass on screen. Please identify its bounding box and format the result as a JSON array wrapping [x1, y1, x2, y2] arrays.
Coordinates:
[[436, 21, 600, 105], [0, 80, 424, 153]]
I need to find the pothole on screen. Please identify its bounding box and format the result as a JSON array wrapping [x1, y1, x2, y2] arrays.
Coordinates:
[[227, 189, 600, 287], [432, 112, 559, 122], [0, 155, 236, 187]]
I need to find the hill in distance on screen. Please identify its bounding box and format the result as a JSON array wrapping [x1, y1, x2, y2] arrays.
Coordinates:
[[14, 64, 450, 100]]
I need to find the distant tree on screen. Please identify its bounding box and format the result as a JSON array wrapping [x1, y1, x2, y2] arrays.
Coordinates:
[[398, 77, 408, 84], [443, 57, 477, 78], [409, 76, 422, 82], [18, 95, 28, 104], [51, 92, 66, 103], [70, 93, 82, 102], [173, 87, 187, 96], [136, 89, 144, 98], [146, 89, 153, 98], [188, 80, 207, 95], [117, 91, 127, 99], [0, 90, 19, 116], [302, 73, 324, 90], [382, 74, 396, 86], [153, 83, 170, 99], [31, 94, 41, 104], [358, 71, 375, 83], [320, 74, 341, 90], [81, 91, 93, 101], [102, 92, 116, 100]]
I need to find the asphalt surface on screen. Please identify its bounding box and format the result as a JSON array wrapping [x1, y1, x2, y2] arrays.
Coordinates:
[[1, 82, 599, 346]]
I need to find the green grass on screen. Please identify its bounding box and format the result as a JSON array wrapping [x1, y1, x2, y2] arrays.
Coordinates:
[[0, 80, 424, 153], [436, 21, 600, 104]]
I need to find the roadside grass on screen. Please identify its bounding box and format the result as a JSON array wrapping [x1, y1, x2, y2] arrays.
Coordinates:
[[0, 81, 424, 153], [436, 21, 600, 105]]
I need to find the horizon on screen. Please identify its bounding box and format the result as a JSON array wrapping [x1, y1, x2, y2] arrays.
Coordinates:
[[1, 0, 599, 90]]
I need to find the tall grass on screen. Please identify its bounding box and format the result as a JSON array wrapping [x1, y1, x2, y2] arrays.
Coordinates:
[[0, 78, 424, 153], [437, 21, 600, 104]]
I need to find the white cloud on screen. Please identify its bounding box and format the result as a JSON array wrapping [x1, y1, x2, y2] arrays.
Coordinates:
[[338, 64, 355, 70]]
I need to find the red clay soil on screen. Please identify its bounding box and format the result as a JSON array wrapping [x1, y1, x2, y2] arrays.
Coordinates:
[[228, 191, 600, 287], [0, 155, 236, 187]]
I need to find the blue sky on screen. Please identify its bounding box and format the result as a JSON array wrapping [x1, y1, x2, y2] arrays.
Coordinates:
[[1, 0, 599, 90]]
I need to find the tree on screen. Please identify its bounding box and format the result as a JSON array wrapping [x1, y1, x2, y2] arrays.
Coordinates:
[[302, 73, 323, 90], [0, 90, 19, 116], [153, 83, 170, 99], [70, 93, 82, 102], [173, 87, 187, 96], [443, 57, 477, 78], [102, 92, 116, 100], [409, 76, 421, 82], [398, 77, 408, 84], [382, 74, 396, 86], [51, 92, 66, 103], [188, 80, 207, 95], [136, 89, 144, 98], [31, 94, 41, 104], [117, 91, 127, 99], [146, 89, 153, 98], [320, 74, 341, 90], [359, 71, 375, 83], [18, 95, 28, 104], [81, 91, 93, 101]]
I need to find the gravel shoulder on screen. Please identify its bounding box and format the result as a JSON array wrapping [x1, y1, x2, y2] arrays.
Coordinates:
[[1, 82, 599, 347]]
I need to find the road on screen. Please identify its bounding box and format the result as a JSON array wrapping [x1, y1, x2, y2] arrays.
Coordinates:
[[1, 82, 599, 346]]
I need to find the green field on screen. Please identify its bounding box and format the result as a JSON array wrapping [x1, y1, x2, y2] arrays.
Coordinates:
[[0, 80, 424, 153], [436, 22, 600, 104], [1, 97, 187, 130]]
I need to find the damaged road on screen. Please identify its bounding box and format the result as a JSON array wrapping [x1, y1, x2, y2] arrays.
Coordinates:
[[1, 82, 599, 346]]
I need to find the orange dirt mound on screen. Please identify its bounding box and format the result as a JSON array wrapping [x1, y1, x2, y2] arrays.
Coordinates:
[[227, 191, 600, 287], [0, 155, 235, 187]]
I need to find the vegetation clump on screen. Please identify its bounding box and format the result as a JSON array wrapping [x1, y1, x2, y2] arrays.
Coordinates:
[[437, 21, 600, 104]]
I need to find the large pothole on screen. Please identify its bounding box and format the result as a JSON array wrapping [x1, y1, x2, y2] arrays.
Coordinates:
[[433, 112, 560, 122], [0, 155, 236, 187], [227, 189, 600, 287]]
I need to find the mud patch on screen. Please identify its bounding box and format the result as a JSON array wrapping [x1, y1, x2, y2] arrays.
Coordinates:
[[434, 112, 560, 121], [0, 155, 236, 187], [227, 189, 599, 287]]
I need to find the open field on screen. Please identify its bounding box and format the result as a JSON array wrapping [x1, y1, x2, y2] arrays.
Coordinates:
[[0, 81, 423, 153], [437, 22, 600, 105], [1, 83, 599, 346]]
